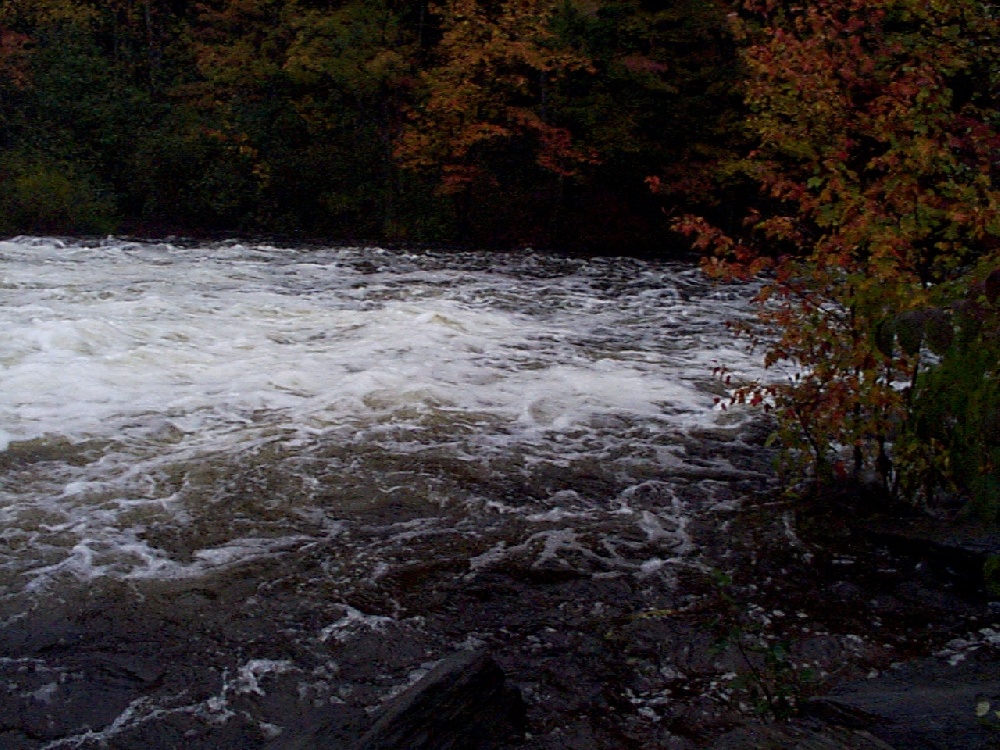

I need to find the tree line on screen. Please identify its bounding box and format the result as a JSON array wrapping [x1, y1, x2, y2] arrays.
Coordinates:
[[0, 0, 739, 252]]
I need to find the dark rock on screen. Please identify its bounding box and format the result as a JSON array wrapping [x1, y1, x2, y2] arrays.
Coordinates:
[[808, 648, 1000, 750], [826, 581, 864, 604], [87, 652, 166, 686], [708, 722, 896, 750], [862, 520, 1000, 593], [868, 595, 904, 615], [262, 703, 367, 750], [352, 649, 526, 750]]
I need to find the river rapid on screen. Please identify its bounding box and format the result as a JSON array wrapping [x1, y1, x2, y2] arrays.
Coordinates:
[[0, 237, 776, 749]]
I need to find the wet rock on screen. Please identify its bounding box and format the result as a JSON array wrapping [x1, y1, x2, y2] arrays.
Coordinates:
[[868, 595, 904, 615], [351, 648, 526, 750], [86, 652, 166, 686], [708, 722, 896, 750], [793, 635, 873, 666], [862, 519, 1000, 593], [808, 648, 1000, 750], [826, 581, 864, 604], [893, 580, 967, 611]]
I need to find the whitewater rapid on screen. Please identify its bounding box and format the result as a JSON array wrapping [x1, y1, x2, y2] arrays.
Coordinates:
[[0, 237, 765, 602]]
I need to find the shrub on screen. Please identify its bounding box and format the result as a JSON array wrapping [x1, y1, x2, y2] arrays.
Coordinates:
[[672, 0, 1000, 519]]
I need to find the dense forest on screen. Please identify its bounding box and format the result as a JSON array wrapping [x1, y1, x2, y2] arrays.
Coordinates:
[[1, 0, 998, 518], [0, 0, 742, 252]]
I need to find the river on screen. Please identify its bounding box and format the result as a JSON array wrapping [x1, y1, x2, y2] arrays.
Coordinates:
[[0, 237, 774, 749]]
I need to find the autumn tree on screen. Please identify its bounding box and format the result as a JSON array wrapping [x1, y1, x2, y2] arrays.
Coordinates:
[[397, 0, 739, 249], [0, 0, 133, 232], [397, 0, 596, 189], [280, 0, 424, 236], [182, 0, 426, 235], [673, 0, 1000, 514], [564, 0, 740, 252], [0, 0, 739, 245]]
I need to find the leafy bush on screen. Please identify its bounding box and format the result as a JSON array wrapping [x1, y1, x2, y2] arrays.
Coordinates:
[[985, 555, 1000, 598], [894, 268, 1000, 519], [672, 0, 1000, 519]]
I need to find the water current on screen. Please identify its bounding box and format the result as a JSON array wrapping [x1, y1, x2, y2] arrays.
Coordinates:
[[0, 237, 772, 748]]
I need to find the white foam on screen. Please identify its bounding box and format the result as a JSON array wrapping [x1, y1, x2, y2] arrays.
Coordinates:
[[231, 659, 296, 696], [32, 656, 299, 749], [0, 238, 764, 593], [0, 242, 760, 447], [320, 605, 394, 643]]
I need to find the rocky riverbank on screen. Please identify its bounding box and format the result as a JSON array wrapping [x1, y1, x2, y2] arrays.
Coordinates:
[[351, 473, 1000, 750], [2, 419, 996, 750]]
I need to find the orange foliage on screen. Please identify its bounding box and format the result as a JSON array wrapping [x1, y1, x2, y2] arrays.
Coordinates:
[[675, 0, 1000, 490], [395, 0, 597, 191]]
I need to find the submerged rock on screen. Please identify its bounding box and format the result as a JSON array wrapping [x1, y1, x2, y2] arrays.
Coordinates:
[[352, 649, 526, 750]]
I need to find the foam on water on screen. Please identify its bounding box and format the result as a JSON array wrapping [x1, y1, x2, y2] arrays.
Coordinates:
[[32, 656, 299, 750], [0, 237, 765, 598]]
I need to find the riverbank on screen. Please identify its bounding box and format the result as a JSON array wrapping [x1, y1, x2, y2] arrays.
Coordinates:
[[404, 424, 1000, 749], [3, 418, 996, 749], [344, 424, 1000, 750]]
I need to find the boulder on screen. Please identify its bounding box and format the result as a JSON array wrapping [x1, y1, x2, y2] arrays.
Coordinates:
[[352, 649, 526, 750], [809, 648, 1000, 750]]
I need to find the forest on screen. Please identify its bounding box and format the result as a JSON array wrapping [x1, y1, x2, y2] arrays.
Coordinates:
[[0, 0, 743, 252], [0, 0, 998, 519]]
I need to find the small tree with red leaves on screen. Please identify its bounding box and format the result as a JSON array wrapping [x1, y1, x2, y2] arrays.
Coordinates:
[[673, 0, 1000, 513]]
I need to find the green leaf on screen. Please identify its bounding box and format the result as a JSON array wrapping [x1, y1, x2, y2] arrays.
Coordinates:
[[875, 318, 895, 358], [983, 407, 1000, 445], [985, 555, 1000, 597]]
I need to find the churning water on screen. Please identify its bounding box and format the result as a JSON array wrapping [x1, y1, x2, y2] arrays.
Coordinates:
[[0, 237, 765, 597], [0, 237, 771, 748]]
